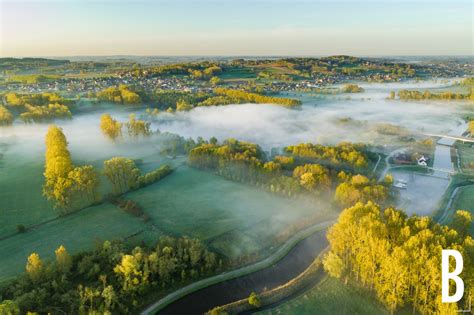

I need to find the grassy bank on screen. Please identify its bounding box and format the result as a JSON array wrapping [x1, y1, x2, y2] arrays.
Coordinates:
[[256, 276, 388, 315]]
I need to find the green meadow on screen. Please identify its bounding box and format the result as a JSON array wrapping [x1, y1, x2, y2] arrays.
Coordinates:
[[257, 276, 388, 315], [0, 147, 330, 281]]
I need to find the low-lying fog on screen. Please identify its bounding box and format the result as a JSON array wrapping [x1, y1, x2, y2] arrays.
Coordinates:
[[153, 81, 469, 150], [0, 80, 469, 162]]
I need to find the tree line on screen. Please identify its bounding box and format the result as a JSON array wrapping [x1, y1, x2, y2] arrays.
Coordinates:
[[187, 138, 389, 203], [3, 92, 73, 123], [284, 142, 368, 168], [96, 85, 142, 104], [0, 237, 220, 314], [214, 88, 302, 108], [396, 89, 474, 101]]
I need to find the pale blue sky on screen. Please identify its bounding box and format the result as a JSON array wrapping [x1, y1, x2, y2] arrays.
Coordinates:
[[1, 0, 472, 56]]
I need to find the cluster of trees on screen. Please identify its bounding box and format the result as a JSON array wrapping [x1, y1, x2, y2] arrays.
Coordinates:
[[159, 133, 203, 157], [20, 103, 72, 123], [340, 84, 364, 93], [334, 172, 391, 208], [258, 71, 293, 81], [397, 89, 474, 101], [284, 142, 368, 168], [8, 74, 61, 84], [189, 65, 222, 80], [188, 139, 302, 197], [0, 105, 13, 125], [100, 114, 122, 140], [43, 126, 99, 213], [150, 88, 301, 111], [323, 202, 473, 314], [103, 157, 172, 195], [126, 114, 151, 137], [214, 88, 302, 108], [5, 92, 67, 107], [100, 113, 151, 140], [188, 138, 377, 198], [0, 237, 220, 314], [3, 92, 73, 123], [293, 163, 332, 193], [153, 90, 210, 111], [97, 85, 142, 104], [468, 120, 474, 136]]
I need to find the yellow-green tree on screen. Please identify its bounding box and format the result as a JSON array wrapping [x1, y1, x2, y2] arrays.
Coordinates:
[[43, 125, 74, 209], [55, 245, 72, 273], [113, 254, 145, 293], [26, 253, 43, 282], [325, 201, 471, 314], [103, 157, 140, 195], [43, 125, 99, 211], [0, 105, 14, 125], [176, 99, 193, 111], [126, 114, 151, 137], [0, 300, 19, 315], [100, 114, 122, 140]]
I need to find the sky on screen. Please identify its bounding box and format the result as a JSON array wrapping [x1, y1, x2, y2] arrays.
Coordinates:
[[0, 0, 472, 57]]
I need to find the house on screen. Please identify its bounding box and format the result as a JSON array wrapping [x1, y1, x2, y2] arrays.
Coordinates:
[[417, 155, 428, 167]]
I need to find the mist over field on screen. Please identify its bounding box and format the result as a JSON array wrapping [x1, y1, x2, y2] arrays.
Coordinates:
[[152, 82, 467, 150], [0, 81, 468, 163]]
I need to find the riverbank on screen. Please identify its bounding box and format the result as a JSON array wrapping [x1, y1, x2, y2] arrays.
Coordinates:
[[208, 248, 328, 314]]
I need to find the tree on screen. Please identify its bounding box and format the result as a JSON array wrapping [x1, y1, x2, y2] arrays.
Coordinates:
[[0, 105, 14, 125], [176, 99, 193, 111], [43, 126, 99, 211], [450, 210, 472, 238], [103, 157, 140, 195], [248, 292, 261, 308], [126, 114, 151, 137], [210, 76, 221, 86], [113, 254, 143, 293], [67, 165, 99, 204], [0, 300, 19, 315], [323, 251, 344, 279], [26, 253, 43, 282], [43, 125, 74, 209], [55, 245, 72, 273], [100, 114, 122, 140]]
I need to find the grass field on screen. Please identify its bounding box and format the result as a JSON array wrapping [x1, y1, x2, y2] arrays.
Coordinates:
[[450, 185, 474, 234], [456, 142, 474, 174], [257, 276, 388, 315], [0, 202, 147, 282], [125, 165, 329, 260], [0, 154, 331, 281], [0, 156, 55, 238]]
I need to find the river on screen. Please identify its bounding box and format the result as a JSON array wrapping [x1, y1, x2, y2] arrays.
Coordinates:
[[154, 230, 327, 315]]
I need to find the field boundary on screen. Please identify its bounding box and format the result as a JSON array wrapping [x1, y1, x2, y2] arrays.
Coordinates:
[[140, 220, 334, 315]]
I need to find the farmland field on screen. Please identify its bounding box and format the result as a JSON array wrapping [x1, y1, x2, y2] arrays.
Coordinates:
[[0, 202, 146, 282], [125, 165, 331, 259]]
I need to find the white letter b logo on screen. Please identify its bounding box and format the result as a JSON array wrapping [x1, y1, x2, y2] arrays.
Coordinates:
[[442, 249, 464, 303]]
